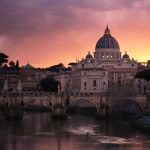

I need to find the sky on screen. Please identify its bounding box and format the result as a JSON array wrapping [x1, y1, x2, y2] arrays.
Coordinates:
[[0, 0, 150, 67]]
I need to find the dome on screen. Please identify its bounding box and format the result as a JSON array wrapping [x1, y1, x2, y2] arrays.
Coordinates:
[[22, 63, 35, 69], [86, 51, 93, 59], [122, 52, 130, 59], [95, 26, 120, 50]]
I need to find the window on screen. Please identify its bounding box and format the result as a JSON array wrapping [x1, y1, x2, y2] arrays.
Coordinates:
[[103, 82, 106, 85], [28, 77, 31, 81], [84, 82, 86, 86], [118, 80, 121, 84], [131, 64, 134, 67], [84, 72, 86, 75], [84, 87, 86, 90], [103, 72, 105, 75], [93, 80, 96, 86], [82, 64, 84, 68]]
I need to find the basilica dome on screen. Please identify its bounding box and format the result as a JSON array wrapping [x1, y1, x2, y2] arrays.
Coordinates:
[[95, 26, 120, 50]]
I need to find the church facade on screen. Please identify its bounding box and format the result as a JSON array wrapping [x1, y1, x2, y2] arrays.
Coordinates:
[[59, 26, 138, 93]]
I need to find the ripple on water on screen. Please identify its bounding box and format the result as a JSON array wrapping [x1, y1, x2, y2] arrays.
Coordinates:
[[65, 126, 95, 136], [95, 136, 139, 145], [66, 126, 142, 145], [33, 132, 54, 136]]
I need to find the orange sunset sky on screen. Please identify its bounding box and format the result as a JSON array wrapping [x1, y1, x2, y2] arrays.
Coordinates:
[[0, 0, 150, 67]]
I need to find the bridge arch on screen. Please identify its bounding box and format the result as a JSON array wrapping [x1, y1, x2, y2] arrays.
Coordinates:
[[126, 98, 143, 112], [111, 98, 142, 117], [67, 97, 98, 113]]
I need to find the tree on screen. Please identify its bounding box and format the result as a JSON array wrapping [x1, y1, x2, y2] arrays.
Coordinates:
[[0, 52, 8, 66], [135, 69, 150, 81], [135, 69, 150, 94], [135, 69, 150, 109], [15, 60, 19, 69], [3, 64, 8, 69], [9, 61, 15, 68], [47, 63, 65, 72], [40, 77, 60, 92]]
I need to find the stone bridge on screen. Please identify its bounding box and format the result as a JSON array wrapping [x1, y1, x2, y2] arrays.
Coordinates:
[[0, 91, 148, 118], [0, 92, 108, 117]]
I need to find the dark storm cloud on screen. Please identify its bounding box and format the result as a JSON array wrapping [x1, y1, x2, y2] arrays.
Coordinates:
[[0, 1, 47, 36], [0, 0, 144, 38]]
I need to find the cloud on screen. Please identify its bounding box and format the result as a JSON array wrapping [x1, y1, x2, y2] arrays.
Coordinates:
[[0, 0, 149, 66], [0, 0, 144, 38]]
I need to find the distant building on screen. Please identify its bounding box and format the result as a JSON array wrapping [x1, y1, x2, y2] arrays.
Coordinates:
[[20, 63, 38, 91], [0, 69, 20, 92], [69, 68, 108, 93], [0, 26, 139, 94], [59, 26, 138, 93]]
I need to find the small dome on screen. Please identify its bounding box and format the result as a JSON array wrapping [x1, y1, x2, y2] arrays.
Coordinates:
[[122, 52, 130, 59], [86, 51, 93, 59], [22, 63, 35, 69], [95, 25, 120, 50]]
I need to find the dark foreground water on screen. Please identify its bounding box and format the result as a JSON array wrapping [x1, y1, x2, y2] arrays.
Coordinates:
[[0, 112, 149, 150]]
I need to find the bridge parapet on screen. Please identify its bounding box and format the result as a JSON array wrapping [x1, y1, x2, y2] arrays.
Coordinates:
[[0, 91, 108, 97]]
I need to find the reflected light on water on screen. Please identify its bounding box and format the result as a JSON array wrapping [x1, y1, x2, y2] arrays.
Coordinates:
[[0, 112, 149, 150]]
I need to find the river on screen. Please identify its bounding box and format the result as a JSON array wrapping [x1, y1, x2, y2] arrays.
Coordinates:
[[0, 112, 149, 150]]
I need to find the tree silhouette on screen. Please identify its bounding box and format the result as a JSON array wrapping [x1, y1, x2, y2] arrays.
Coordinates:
[[135, 69, 150, 81], [3, 64, 8, 69], [40, 77, 60, 92], [0, 53, 8, 66], [15, 60, 19, 69], [9, 61, 15, 68]]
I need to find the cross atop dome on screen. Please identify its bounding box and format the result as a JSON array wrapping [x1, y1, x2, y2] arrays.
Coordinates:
[[104, 25, 110, 34]]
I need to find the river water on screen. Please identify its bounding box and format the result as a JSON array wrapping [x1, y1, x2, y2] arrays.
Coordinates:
[[0, 112, 149, 150]]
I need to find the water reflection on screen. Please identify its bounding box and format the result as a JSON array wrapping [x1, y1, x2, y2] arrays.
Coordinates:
[[0, 112, 149, 150]]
